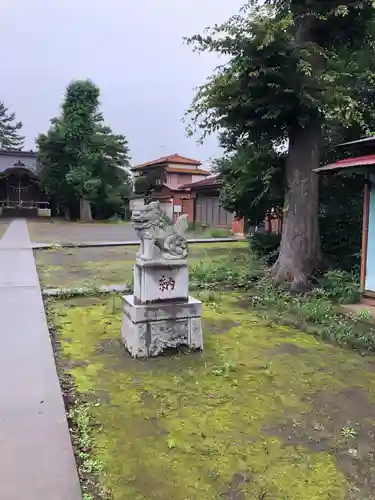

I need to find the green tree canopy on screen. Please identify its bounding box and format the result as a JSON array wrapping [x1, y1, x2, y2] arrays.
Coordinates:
[[37, 80, 131, 221], [213, 142, 285, 226], [0, 101, 24, 150], [134, 176, 152, 196], [186, 0, 375, 290]]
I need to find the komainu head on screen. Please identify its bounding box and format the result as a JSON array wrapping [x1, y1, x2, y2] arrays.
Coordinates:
[[131, 201, 168, 231]]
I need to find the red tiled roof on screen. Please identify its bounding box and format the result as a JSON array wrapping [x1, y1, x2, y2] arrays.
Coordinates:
[[132, 154, 201, 171], [154, 183, 186, 193], [314, 154, 375, 173], [166, 166, 210, 175], [181, 174, 221, 190]]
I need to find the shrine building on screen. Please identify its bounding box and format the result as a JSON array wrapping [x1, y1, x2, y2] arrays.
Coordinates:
[[0, 150, 50, 217]]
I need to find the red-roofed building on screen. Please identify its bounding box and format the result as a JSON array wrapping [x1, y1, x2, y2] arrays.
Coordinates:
[[132, 154, 210, 189], [132, 153, 202, 171], [131, 154, 210, 220]]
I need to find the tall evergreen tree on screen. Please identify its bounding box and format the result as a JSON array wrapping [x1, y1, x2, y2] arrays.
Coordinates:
[[0, 101, 24, 150], [185, 0, 375, 290], [37, 80, 131, 221]]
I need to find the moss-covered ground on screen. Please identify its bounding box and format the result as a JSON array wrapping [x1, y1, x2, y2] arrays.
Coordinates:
[[35, 242, 248, 288], [51, 292, 375, 500]]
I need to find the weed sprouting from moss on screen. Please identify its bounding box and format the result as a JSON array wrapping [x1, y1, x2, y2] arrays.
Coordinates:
[[340, 425, 358, 439], [68, 399, 110, 499], [355, 309, 372, 322]]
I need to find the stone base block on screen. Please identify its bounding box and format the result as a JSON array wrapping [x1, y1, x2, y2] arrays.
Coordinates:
[[121, 295, 203, 358], [134, 259, 188, 303]]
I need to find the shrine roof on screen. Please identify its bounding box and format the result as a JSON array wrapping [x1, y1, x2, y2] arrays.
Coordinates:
[[0, 150, 38, 175], [314, 154, 375, 173]]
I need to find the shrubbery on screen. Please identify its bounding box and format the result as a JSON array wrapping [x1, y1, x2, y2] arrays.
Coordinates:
[[247, 231, 281, 264], [190, 247, 373, 352]]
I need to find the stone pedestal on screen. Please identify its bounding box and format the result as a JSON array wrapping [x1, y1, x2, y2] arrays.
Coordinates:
[[121, 259, 203, 358], [121, 295, 203, 358]]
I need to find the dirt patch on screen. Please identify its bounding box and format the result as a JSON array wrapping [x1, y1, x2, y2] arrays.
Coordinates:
[[220, 472, 252, 500], [236, 299, 253, 310], [95, 338, 118, 355], [204, 318, 240, 334], [311, 388, 375, 427], [272, 342, 310, 355], [64, 359, 90, 370], [265, 388, 375, 499]]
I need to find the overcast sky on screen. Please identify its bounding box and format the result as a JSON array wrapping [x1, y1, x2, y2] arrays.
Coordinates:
[[0, 1, 244, 167]]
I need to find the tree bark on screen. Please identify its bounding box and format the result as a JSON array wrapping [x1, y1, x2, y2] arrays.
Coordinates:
[[80, 197, 93, 222], [271, 124, 322, 291]]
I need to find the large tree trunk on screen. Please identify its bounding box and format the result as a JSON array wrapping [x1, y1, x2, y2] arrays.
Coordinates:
[[271, 124, 322, 291], [80, 196, 93, 222]]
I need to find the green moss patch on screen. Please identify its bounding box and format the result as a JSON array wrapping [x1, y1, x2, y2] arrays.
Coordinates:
[[35, 242, 248, 288], [50, 293, 375, 499]]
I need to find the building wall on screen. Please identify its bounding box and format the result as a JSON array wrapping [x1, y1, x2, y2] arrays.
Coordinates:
[[232, 218, 245, 235], [195, 192, 233, 228], [166, 172, 192, 189], [265, 213, 282, 234], [160, 199, 174, 220], [181, 198, 195, 223], [186, 188, 282, 237], [129, 197, 145, 210], [166, 171, 208, 189], [191, 174, 206, 184]]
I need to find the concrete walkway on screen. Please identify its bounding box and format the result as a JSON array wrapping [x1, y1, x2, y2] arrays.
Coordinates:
[[0, 220, 81, 499]]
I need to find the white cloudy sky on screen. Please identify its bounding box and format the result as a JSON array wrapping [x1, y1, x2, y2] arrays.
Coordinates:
[[0, 1, 244, 166]]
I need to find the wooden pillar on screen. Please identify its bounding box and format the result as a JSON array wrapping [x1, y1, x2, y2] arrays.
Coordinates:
[[231, 217, 245, 237], [360, 179, 370, 293]]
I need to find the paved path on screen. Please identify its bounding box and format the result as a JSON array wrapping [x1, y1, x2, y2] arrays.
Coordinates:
[[0, 220, 81, 499]]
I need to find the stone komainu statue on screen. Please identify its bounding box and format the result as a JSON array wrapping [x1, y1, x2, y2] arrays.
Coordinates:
[[131, 201, 189, 261]]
